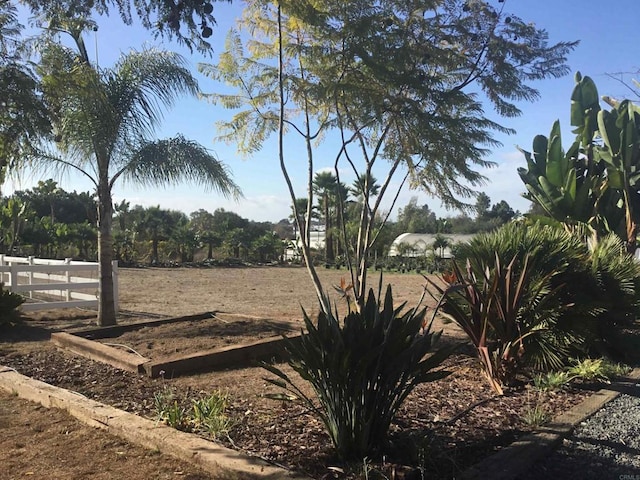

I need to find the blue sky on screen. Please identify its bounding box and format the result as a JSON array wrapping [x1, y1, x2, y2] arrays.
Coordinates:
[[7, 0, 640, 222]]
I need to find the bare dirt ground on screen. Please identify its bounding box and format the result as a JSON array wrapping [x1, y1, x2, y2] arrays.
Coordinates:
[[0, 390, 212, 480], [115, 266, 456, 332], [1, 266, 591, 479]]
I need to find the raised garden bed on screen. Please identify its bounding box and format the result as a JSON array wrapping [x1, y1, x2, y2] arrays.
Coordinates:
[[51, 311, 300, 377]]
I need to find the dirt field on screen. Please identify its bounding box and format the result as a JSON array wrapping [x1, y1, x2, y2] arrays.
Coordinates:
[[0, 390, 212, 480], [1, 266, 588, 479], [116, 265, 461, 336]]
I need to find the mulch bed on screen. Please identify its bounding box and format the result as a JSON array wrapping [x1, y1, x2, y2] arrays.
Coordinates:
[[0, 326, 593, 480]]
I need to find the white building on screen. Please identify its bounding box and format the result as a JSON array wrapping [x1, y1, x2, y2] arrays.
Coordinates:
[[388, 233, 475, 258]]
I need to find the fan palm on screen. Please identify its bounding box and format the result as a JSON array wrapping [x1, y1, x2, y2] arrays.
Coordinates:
[[35, 23, 241, 325]]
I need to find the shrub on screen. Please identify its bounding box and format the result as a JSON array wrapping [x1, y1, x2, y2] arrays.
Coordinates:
[[567, 358, 631, 383], [0, 283, 24, 330], [428, 253, 565, 395], [453, 222, 591, 367], [263, 284, 452, 461], [445, 222, 640, 375], [581, 234, 640, 356]]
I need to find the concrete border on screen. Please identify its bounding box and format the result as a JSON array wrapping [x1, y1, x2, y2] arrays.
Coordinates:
[[0, 366, 309, 480], [2, 364, 637, 479], [460, 367, 640, 480]]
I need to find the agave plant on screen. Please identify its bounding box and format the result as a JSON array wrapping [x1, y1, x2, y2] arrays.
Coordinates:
[[263, 284, 451, 460]]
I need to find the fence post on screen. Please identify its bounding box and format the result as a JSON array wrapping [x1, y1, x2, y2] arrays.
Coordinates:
[[0, 254, 4, 285], [9, 263, 18, 293], [27, 256, 34, 299], [64, 258, 72, 302]]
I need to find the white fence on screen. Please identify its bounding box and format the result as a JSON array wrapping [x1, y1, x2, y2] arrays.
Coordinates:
[[0, 255, 118, 312]]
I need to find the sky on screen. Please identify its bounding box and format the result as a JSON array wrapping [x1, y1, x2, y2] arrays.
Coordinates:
[[6, 0, 640, 223]]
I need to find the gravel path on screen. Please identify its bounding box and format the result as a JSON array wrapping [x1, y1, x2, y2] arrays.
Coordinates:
[[519, 382, 640, 480]]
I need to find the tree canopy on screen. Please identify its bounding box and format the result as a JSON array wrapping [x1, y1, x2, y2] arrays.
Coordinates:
[[18, 0, 231, 53], [204, 0, 577, 306]]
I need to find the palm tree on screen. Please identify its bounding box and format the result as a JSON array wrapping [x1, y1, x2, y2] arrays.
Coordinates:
[[190, 209, 220, 260], [36, 22, 241, 325], [0, 3, 51, 187], [313, 172, 338, 264], [350, 173, 380, 201]]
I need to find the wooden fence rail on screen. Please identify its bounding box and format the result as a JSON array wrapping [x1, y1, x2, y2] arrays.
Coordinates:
[[0, 255, 118, 312]]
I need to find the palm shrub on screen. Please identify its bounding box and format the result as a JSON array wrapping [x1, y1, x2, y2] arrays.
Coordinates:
[[263, 284, 451, 461], [580, 234, 640, 357], [438, 222, 640, 389], [451, 222, 588, 371]]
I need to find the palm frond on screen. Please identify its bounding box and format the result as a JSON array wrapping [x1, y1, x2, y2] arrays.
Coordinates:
[[118, 135, 242, 200], [107, 48, 199, 142]]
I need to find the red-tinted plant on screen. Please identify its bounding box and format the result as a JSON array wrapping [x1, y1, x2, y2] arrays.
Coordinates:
[[426, 254, 563, 395]]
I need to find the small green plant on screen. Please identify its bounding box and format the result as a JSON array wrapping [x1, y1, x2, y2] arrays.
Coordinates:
[[154, 386, 232, 438], [521, 391, 549, 427], [567, 358, 630, 382], [154, 386, 191, 431], [191, 392, 232, 439], [533, 371, 571, 392]]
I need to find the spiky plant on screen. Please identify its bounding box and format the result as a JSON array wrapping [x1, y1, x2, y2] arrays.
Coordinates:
[[263, 284, 452, 460]]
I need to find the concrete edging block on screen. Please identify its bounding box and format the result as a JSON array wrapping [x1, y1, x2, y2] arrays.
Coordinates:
[[0, 366, 309, 480]]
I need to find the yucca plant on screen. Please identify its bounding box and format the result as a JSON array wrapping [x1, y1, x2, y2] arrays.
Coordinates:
[[263, 284, 451, 461]]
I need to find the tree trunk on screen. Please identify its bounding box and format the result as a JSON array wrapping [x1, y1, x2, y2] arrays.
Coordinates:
[[324, 195, 335, 263], [151, 236, 159, 264], [97, 180, 117, 326], [627, 221, 638, 256]]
